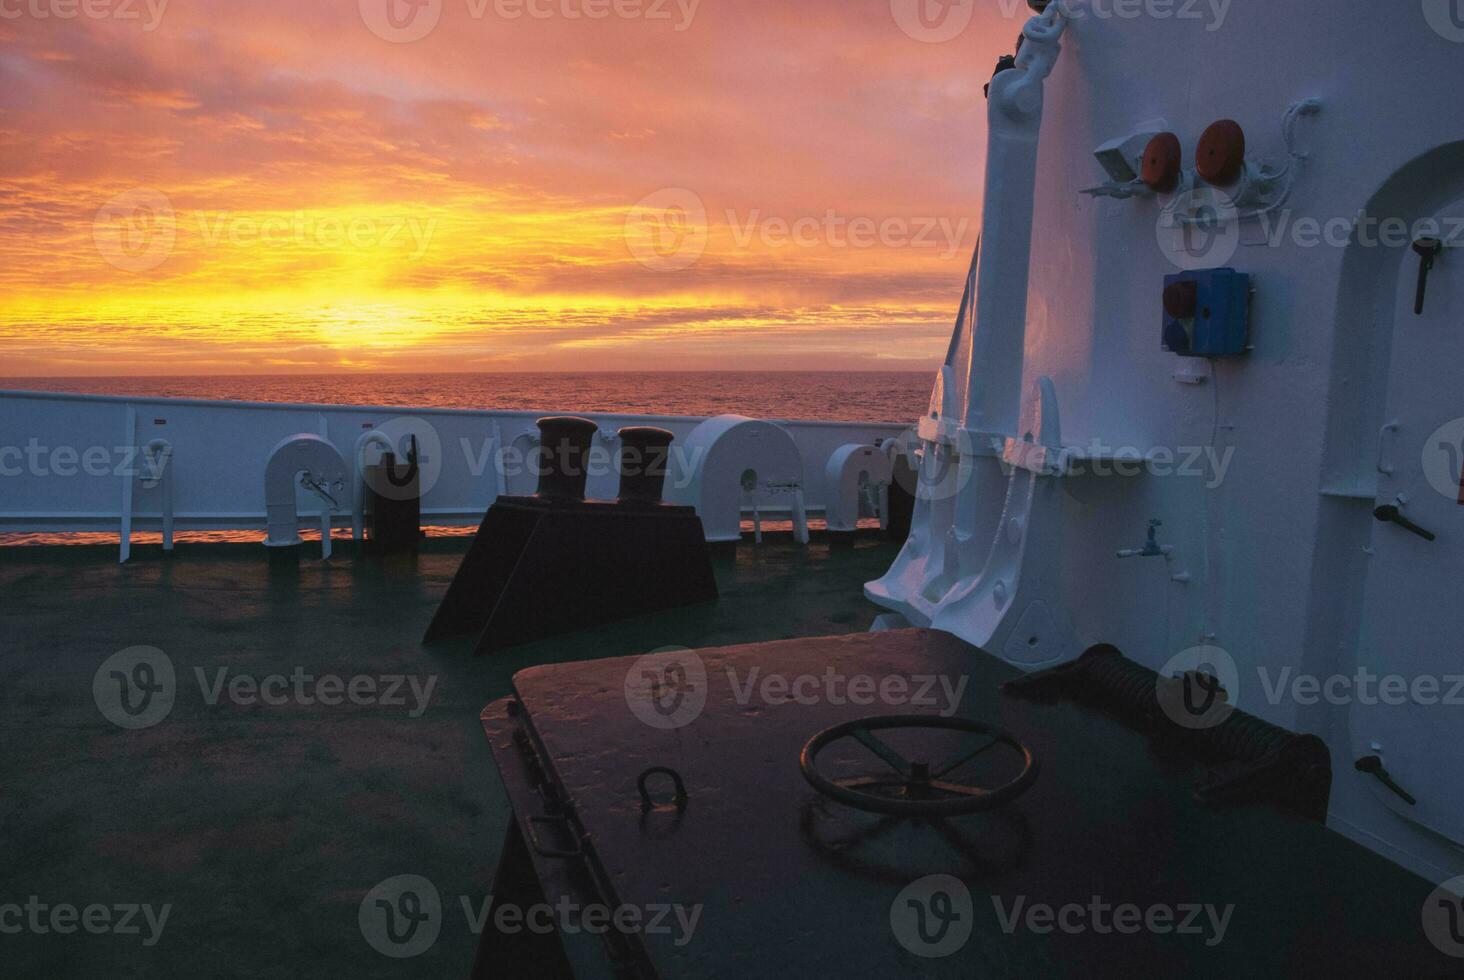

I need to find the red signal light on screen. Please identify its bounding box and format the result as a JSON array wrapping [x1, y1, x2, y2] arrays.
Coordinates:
[[1196, 119, 1246, 186], [1141, 132, 1183, 193]]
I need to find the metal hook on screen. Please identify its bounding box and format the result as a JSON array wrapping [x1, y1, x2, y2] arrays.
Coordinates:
[[637, 766, 688, 811]]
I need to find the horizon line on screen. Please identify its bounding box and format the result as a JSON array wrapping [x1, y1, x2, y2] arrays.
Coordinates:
[[1, 368, 935, 380]]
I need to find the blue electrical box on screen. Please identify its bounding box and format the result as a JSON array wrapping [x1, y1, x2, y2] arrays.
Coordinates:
[[1161, 268, 1251, 357]]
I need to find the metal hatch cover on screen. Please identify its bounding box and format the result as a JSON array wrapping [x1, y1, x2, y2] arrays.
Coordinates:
[[479, 630, 1454, 979]]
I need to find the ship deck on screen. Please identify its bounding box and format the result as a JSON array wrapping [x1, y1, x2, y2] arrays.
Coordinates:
[[0, 533, 901, 978]]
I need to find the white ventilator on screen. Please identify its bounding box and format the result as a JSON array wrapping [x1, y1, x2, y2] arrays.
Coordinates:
[[823, 444, 892, 533], [665, 415, 809, 543], [264, 434, 348, 558]]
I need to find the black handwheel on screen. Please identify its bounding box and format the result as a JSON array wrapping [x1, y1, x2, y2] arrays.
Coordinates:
[[800, 714, 1039, 817]]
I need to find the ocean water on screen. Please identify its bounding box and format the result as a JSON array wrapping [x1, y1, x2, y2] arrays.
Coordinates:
[[1, 372, 932, 425]]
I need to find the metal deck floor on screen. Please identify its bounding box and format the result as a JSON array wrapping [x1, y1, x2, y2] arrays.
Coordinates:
[[0, 534, 901, 978]]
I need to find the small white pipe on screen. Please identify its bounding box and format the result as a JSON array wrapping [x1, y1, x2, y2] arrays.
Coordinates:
[[119, 406, 135, 564], [353, 430, 395, 541]]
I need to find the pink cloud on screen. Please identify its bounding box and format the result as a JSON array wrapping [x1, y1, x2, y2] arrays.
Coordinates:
[[0, 0, 1024, 373]]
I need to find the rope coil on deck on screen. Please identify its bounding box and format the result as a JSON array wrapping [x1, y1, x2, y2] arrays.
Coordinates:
[[1004, 644, 1332, 820]]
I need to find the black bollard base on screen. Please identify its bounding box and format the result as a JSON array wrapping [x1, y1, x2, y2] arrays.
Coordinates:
[[363, 454, 422, 556], [265, 542, 302, 571], [423, 497, 718, 654], [886, 454, 916, 543]]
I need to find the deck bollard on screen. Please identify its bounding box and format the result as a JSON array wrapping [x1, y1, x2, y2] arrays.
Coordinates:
[[616, 426, 675, 505], [425, 418, 716, 655], [534, 416, 599, 501]]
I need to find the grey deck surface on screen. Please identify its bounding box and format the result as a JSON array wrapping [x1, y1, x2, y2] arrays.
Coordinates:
[[0, 534, 900, 978]]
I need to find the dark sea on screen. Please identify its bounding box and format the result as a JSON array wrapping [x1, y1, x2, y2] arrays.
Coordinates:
[[0, 372, 931, 425]]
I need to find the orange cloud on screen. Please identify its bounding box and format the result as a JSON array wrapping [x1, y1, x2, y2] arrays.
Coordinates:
[[0, 0, 1024, 375]]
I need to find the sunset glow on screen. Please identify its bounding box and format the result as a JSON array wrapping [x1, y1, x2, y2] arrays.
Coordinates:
[[0, 0, 1021, 375]]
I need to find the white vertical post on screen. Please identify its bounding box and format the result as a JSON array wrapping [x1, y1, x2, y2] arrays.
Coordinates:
[[161, 474, 174, 552], [492, 419, 507, 500], [318, 415, 333, 553], [143, 439, 175, 553], [119, 405, 135, 564], [792, 488, 810, 545]]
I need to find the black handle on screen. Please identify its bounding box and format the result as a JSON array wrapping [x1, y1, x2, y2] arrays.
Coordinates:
[[1413, 237, 1443, 316], [1354, 755, 1417, 806], [1373, 505, 1436, 541], [383, 434, 420, 489], [637, 766, 689, 811]]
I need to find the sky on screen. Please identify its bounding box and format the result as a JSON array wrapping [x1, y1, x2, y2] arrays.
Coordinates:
[[0, 0, 1023, 375]]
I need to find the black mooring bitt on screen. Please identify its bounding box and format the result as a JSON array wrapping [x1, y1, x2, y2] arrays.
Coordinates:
[[535, 415, 598, 501], [617, 426, 675, 505], [362, 446, 422, 556], [423, 418, 717, 655]]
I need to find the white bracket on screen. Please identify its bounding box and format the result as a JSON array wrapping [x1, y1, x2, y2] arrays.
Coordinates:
[[119, 406, 174, 564]]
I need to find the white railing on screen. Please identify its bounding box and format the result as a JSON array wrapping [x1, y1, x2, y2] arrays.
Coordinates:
[[0, 389, 908, 548]]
